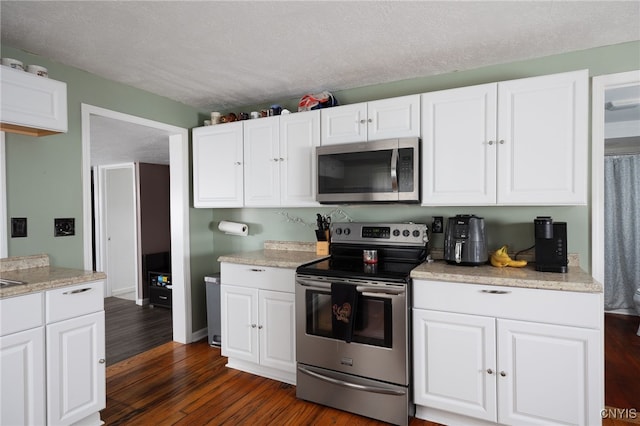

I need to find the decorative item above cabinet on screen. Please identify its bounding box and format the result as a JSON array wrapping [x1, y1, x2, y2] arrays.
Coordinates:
[[0, 66, 68, 136]]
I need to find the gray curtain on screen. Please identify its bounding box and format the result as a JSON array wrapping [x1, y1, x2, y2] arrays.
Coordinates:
[[604, 153, 640, 310]]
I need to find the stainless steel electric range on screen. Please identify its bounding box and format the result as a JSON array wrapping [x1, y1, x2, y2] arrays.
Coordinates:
[[295, 222, 429, 426]]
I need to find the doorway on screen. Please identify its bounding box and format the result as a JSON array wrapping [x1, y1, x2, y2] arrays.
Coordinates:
[[81, 104, 192, 344]]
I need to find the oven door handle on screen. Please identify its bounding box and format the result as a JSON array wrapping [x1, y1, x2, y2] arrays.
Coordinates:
[[356, 285, 405, 296], [297, 279, 405, 296], [297, 365, 406, 396]]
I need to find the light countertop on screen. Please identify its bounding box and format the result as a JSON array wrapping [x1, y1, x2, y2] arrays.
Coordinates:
[[1, 254, 106, 299], [411, 260, 602, 293], [217, 241, 329, 269]]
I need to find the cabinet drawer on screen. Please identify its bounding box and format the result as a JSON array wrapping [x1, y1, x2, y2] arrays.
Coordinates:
[[46, 281, 104, 323], [0, 292, 44, 336], [221, 263, 295, 293], [150, 286, 172, 308], [413, 280, 601, 329]]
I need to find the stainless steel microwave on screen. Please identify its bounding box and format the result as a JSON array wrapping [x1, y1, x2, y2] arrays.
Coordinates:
[[316, 137, 420, 204]]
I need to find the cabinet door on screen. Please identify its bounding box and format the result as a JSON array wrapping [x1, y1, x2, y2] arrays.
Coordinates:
[[421, 84, 497, 205], [0, 327, 46, 426], [46, 311, 105, 426], [193, 122, 244, 207], [244, 116, 281, 207], [279, 110, 321, 207], [497, 70, 588, 205], [259, 290, 296, 373], [497, 319, 601, 426], [321, 103, 367, 145], [221, 285, 258, 364], [413, 309, 497, 422], [0, 66, 68, 135], [368, 94, 420, 141]]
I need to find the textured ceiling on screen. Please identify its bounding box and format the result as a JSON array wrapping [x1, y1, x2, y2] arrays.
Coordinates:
[[2, 1, 639, 166], [2, 1, 640, 112]]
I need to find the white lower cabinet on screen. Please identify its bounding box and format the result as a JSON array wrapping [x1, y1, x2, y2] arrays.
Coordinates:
[[0, 326, 46, 425], [0, 281, 105, 426], [46, 311, 105, 426], [220, 263, 296, 384], [412, 280, 603, 426]]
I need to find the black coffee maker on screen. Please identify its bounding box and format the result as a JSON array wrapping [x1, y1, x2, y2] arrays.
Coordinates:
[[534, 216, 568, 273]]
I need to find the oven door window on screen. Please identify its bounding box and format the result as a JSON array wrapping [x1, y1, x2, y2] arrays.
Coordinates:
[[305, 290, 392, 348]]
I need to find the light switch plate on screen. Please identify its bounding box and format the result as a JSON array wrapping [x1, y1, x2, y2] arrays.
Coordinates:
[[11, 217, 27, 238], [54, 218, 75, 237]]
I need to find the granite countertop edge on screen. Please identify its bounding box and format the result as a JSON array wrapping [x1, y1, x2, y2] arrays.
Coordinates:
[[218, 241, 327, 269], [411, 261, 602, 294], [1, 255, 107, 299]]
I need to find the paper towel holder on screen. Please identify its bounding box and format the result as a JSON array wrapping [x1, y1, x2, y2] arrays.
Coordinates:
[[218, 220, 249, 236]]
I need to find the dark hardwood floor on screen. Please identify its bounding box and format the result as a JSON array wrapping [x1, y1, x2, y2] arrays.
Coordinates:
[[105, 296, 173, 365], [102, 307, 640, 425]]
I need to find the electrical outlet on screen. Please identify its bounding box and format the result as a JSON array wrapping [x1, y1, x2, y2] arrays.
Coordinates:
[[11, 217, 27, 238], [432, 216, 444, 233], [54, 218, 75, 237]]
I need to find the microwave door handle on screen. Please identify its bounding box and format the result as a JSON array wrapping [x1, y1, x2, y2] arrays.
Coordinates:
[[390, 148, 399, 192]]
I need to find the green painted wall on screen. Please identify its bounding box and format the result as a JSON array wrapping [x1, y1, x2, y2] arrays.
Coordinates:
[[3, 41, 640, 335]]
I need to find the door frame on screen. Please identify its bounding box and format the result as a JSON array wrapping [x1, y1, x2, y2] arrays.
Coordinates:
[[81, 104, 192, 343], [591, 70, 640, 285], [95, 163, 139, 299]]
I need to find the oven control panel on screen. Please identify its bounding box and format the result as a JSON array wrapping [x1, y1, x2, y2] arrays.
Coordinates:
[[330, 222, 428, 246]]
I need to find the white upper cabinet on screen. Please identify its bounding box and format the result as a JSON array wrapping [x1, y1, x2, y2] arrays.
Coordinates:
[[193, 122, 244, 208], [421, 83, 498, 205], [0, 66, 68, 136], [279, 110, 321, 206], [497, 70, 588, 205], [321, 94, 420, 145], [421, 70, 588, 206], [244, 116, 281, 206], [244, 111, 320, 207]]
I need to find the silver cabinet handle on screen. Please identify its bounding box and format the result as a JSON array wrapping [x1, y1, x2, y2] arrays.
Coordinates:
[[359, 119, 366, 124], [235, 162, 242, 165], [279, 158, 284, 161], [99, 359, 106, 364], [63, 287, 92, 295], [251, 324, 257, 328], [499, 140, 505, 144], [487, 368, 494, 375], [249, 268, 265, 272], [500, 371, 507, 377], [488, 140, 495, 145], [480, 289, 511, 295], [258, 325, 263, 329]]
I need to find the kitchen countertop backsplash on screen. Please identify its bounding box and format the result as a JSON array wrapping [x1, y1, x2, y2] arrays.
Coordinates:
[[0, 254, 106, 299]]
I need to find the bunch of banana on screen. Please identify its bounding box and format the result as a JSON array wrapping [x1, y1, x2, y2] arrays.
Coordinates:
[[490, 245, 528, 268]]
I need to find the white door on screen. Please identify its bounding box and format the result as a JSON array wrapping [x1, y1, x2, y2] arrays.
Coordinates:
[[192, 122, 244, 207], [497, 319, 600, 426], [367, 94, 420, 141], [321, 103, 368, 145], [280, 110, 321, 206], [0, 327, 46, 426], [259, 290, 296, 373], [220, 285, 258, 363], [244, 116, 280, 207], [421, 84, 498, 205], [102, 164, 138, 299], [497, 70, 588, 205], [46, 312, 105, 426], [413, 309, 497, 422]]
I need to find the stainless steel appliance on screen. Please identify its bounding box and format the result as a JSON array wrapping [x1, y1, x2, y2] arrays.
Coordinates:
[[316, 138, 420, 204], [443, 214, 488, 265], [534, 216, 568, 273], [295, 222, 429, 425]]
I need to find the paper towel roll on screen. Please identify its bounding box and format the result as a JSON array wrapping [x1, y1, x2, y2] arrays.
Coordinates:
[[218, 221, 249, 236]]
